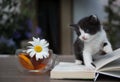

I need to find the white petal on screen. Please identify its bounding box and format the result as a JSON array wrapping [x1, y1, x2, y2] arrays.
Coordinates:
[[27, 46, 33, 49], [28, 41, 35, 45], [26, 49, 33, 53], [41, 51, 49, 58], [36, 53, 43, 60], [36, 38, 40, 42], [29, 51, 35, 58], [43, 54, 48, 58], [28, 41, 39, 46], [43, 48, 49, 52], [33, 37, 37, 41], [33, 37, 40, 43], [40, 39, 47, 45], [43, 43, 49, 48], [40, 39, 45, 42]]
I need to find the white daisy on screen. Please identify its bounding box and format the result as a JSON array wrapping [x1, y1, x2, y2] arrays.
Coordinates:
[[26, 37, 49, 61]]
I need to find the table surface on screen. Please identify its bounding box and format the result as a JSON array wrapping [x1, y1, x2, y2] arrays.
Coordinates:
[[0, 55, 120, 82]]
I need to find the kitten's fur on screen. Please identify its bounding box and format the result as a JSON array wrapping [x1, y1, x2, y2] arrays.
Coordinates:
[[71, 15, 113, 69]]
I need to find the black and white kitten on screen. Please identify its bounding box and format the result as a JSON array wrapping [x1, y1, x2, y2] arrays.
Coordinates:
[[71, 15, 113, 69]]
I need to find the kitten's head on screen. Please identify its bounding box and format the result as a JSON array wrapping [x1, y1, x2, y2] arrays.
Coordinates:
[[71, 15, 101, 42]]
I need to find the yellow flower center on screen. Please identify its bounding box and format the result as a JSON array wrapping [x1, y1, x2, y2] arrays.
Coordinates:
[[34, 45, 42, 52]]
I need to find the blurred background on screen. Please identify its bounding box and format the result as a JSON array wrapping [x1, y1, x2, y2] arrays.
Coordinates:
[[0, 0, 119, 55]]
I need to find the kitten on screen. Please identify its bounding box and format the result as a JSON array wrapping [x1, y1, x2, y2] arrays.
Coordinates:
[[70, 15, 113, 69]]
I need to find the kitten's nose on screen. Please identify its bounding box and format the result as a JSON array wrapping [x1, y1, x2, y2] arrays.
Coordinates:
[[82, 36, 87, 40]]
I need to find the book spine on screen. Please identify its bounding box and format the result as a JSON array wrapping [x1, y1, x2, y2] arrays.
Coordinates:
[[94, 72, 99, 82]]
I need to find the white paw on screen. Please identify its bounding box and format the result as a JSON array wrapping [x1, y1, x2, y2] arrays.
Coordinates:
[[103, 45, 113, 54], [85, 63, 96, 70], [75, 60, 82, 65]]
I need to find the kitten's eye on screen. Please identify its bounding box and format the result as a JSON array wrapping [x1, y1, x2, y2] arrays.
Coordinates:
[[86, 29, 89, 33]]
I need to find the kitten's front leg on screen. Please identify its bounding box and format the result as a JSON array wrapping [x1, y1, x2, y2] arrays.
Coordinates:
[[83, 51, 95, 69]]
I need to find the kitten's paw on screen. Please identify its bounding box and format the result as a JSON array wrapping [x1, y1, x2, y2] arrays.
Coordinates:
[[75, 60, 82, 65], [85, 63, 96, 70], [103, 45, 113, 54]]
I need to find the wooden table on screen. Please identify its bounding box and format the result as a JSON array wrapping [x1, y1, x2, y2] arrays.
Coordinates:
[[0, 55, 120, 82]]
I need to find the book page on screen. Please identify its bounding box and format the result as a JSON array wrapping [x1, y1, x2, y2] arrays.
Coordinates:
[[99, 71, 120, 78], [94, 48, 120, 70], [98, 59, 120, 71], [53, 62, 94, 72]]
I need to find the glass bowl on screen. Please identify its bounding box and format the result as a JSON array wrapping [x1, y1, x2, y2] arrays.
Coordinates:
[[15, 49, 56, 73]]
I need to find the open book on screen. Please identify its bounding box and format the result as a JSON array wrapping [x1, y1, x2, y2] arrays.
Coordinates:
[[50, 48, 120, 80]]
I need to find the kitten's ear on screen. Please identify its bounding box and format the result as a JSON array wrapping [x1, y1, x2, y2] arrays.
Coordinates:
[[89, 15, 98, 22], [70, 24, 80, 36], [70, 24, 78, 28], [70, 24, 79, 30]]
